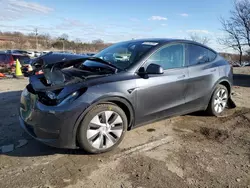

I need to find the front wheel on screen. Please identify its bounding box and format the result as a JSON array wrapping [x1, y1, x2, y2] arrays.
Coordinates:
[[206, 84, 229, 116], [77, 103, 127, 154]]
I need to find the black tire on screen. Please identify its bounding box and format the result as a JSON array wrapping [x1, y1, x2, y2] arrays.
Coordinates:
[[206, 84, 229, 116], [77, 103, 127, 154]]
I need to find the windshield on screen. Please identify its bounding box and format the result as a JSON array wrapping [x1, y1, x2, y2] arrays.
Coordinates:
[[83, 41, 159, 70]]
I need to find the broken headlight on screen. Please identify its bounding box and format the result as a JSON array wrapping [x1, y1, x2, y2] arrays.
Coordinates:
[[39, 88, 86, 106], [46, 91, 57, 100]]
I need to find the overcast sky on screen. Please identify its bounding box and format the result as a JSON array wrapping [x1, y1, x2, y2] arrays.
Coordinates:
[[0, 0, 235, 52]]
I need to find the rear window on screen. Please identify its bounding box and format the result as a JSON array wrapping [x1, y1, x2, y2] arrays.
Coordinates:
[[0, 54, 8, 63], [12, 55, 30, 64]]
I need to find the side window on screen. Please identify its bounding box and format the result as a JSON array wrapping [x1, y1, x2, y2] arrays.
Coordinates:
[[188, 44, 216, 66], [146, 44, 185, 70], [207, 50, 217, 62]]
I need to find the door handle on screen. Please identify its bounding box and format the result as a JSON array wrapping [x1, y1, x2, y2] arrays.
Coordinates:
[[177, 75, 185, 79], [210, 68, 216, 72]]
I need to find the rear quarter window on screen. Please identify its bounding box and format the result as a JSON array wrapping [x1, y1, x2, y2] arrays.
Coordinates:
[[188, 44, 217, 66], [207, 50, 217, 62]]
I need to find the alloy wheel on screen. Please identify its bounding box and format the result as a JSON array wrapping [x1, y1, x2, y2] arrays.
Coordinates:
[[214, 88, 228, 113], [86, 111, 124, 149]]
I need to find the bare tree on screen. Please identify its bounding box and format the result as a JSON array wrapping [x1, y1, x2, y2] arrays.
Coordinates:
[[74, 38, 82, 53], [247, 50, 250, 56], [58, 33, 69, 51], [219, 18, 243, 64], [92, 39, 104, 44], [16, 34, 27, 49], [231, 0, 250, 48], [219, 0, 250, 64], [189, 33, 210, 45], [0, 30, 112, 52], [34, 28, 38, 50], [40, 33, 51, 49], [59, 33, 69, 41]]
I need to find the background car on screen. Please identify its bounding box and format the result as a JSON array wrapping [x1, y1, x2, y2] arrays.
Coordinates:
[[34, 51, 41, 57], [41, 51, 50, 55], [6, 49, 28, 55], [0, 52, 30, 69], [27, 51, 35, 58], [86, 52, 96, 56]]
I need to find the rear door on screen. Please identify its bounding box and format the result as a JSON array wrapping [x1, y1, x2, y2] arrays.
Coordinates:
[[185, 43, 219, 111], [135, 43, 188, 125]]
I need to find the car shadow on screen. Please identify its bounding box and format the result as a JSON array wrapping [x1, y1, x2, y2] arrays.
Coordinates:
[[7, 140, 89, 157], [0, 90, 90, 157], [187, 111, 208, 117], [233, 74, 250, 87]]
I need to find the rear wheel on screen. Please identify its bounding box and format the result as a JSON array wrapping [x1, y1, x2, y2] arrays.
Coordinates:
[[206, 84, 229, 116], [77, 103, 127, 153]]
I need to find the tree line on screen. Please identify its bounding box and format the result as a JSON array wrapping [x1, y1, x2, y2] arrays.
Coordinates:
[[0, 31, 111, 53]]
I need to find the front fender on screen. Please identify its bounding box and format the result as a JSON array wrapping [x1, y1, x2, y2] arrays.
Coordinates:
[[72, 95, 135, 147]]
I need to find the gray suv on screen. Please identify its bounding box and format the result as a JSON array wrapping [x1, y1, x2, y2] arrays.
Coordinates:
[[19, 39, 233, 153]]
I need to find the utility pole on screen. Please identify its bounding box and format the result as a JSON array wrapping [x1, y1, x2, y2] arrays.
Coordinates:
[[62, 40, 64, 52], [34, 28, 38, 51]]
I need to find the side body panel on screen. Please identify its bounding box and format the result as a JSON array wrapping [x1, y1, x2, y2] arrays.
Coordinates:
[[134, 68, 188, 125], [185, 56, 232, 111]]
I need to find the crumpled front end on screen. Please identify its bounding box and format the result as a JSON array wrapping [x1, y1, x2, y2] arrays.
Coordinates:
[[19, 83, 89, 149]]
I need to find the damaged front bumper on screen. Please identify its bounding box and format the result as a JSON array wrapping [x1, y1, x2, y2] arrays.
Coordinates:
[[19, 86, 89, 149]]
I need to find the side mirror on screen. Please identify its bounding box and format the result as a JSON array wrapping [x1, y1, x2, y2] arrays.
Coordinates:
[[146, 63, 164, 74]]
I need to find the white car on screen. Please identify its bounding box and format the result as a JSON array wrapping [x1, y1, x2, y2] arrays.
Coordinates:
[[34, 51, 41, 57], [27, 51, 35, 58], [41, 51, 50, 55]]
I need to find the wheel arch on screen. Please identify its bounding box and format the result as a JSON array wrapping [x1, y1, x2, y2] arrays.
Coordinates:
[[205, 77, 232, 110], [73, 96, 135, 147], [213, 77, 232, 95], [218, 80, 231, 95]]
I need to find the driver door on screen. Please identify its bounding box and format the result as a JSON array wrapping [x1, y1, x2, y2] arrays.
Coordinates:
[[135, 43, 188, 125]]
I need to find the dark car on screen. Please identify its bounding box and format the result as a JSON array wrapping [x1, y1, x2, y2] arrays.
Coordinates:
[[19, 39, 233, 153], [0, 52, 30, 68], [6, 49, 28, 55], [86, 52, 96, 56]]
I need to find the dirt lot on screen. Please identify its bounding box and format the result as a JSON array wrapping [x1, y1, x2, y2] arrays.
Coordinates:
[[0, 67, 250, 188]]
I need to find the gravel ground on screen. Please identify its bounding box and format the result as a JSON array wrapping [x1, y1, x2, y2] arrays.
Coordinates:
[[0, 67, 250, 188]]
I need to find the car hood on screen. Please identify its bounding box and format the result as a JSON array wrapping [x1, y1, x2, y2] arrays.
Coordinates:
[[31, 52, 87, 69], [29, 68, 108, 91], [29, 52, 113, 92]]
